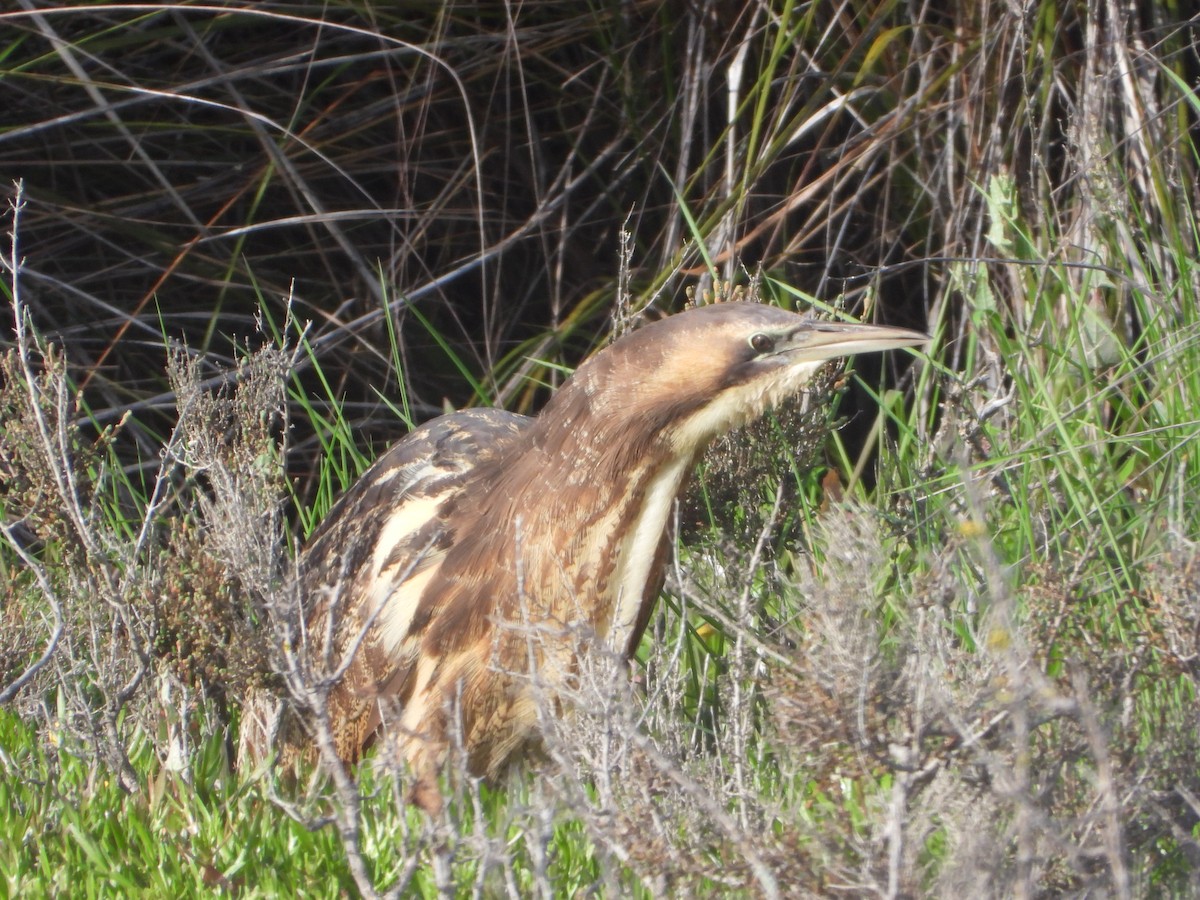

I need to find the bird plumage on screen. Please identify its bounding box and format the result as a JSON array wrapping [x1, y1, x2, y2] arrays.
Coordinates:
[[298, 408, 530, 764], [239, 302, 926, 809]]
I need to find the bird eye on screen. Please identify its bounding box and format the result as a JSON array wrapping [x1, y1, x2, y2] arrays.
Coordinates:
[[749, 333, 774, 354]]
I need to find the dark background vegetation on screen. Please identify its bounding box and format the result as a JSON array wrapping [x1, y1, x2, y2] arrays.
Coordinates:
[[3, 1, 961, 485], [2, 1, 1200, 896]]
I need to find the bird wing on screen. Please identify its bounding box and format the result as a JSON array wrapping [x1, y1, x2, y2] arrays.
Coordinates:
[[299, 407, 530, 761]]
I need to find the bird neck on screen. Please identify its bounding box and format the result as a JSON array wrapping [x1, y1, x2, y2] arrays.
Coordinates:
[[603, 451, 695, 656], [510, 403, 699, 657]]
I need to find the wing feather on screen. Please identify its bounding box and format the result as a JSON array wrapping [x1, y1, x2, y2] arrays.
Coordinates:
[[243, 408, 530, 768], [306, 408, 530, 761]]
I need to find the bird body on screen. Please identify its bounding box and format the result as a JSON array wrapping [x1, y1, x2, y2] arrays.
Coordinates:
[[240, 302, 925, 809]]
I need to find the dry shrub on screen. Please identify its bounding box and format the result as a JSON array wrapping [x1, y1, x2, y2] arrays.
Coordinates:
[[0, 327, 154, 788], [508, 496, 1200, 897], [0, 267, 296, 785], [156, 341, 293, 700]]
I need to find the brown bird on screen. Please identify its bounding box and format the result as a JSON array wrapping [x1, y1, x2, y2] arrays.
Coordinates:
[[240, 301, 926, 811]]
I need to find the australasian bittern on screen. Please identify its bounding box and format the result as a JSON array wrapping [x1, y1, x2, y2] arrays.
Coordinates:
[[240, 301, 926, 810]]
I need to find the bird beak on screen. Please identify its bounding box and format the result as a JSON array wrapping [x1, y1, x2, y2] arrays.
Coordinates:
[[778, 321, 929, 361]]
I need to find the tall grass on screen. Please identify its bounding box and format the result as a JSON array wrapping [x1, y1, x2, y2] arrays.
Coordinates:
[[2, 0, 1199, 895]]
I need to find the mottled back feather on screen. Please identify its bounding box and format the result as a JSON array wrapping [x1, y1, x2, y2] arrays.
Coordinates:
[[238, 408, 529, 767], [307, 408, 529, 760]]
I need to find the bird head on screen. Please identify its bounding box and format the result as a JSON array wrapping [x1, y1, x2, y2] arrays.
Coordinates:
[[569, 302, 927, 455]]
